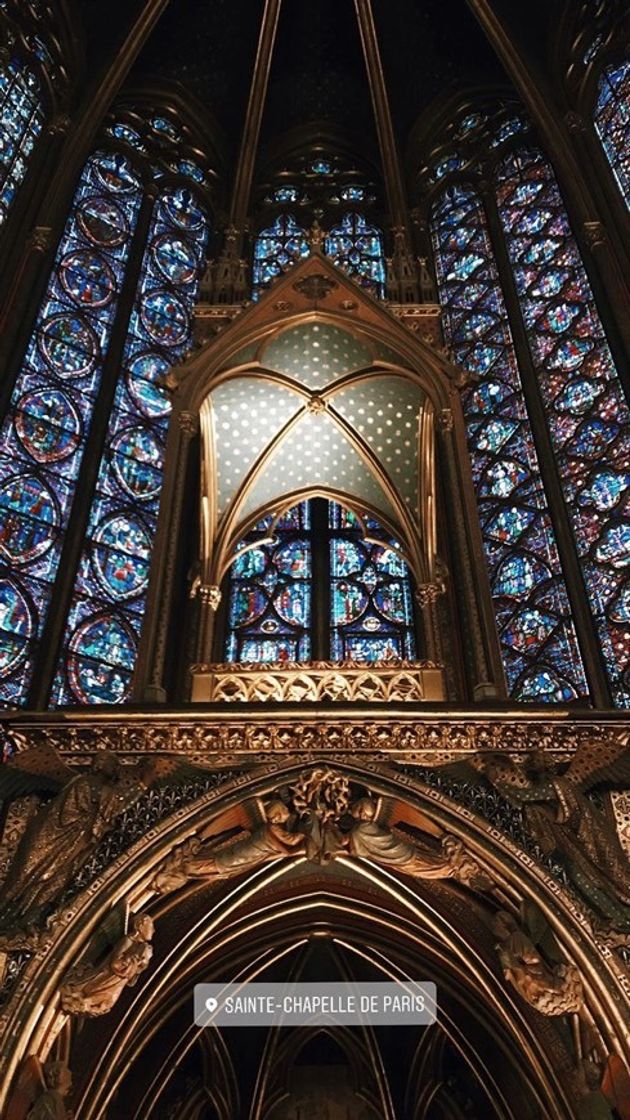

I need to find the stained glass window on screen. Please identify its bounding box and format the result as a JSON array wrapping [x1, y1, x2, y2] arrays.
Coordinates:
[[325, 212, 386, 298], [225, 503, 312, 663], [0, 152, 142, 704], [431, 184, 588, 702], [224, 500, 416, 663], [496, 148, 630, 706], [52, 187, 209, 705], [329, 505, 416, 660], [252, 213, 309, 297], [0, 52, 44, 228], [594, 61, 630, 208]]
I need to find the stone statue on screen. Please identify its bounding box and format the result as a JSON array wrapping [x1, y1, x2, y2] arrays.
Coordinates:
[[0, 745, 219, 938], [152, 800, 306, 894], [59, 912, 154, 1017], [492, 906, 584, 1017], [439, 737, 630, 936], [26, 1061, 73, 1120]]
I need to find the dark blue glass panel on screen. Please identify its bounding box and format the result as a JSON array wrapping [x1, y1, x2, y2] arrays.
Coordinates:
[[431, 183, 588, 702], [329, 503, 416, 661], [226, 529, 312, 662], [496, 149, 630, 706], [325, 212, 386, 298], [0, 54, 43, 228], [594, 61, 630, 209], [52, 186, 209, 705], [0, 152, 142, 704], [252, 213, 309, 297]]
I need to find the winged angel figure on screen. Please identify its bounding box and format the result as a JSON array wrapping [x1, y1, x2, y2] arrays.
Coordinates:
[[438, 736, 630, 936], [0, 743, 215, 938]]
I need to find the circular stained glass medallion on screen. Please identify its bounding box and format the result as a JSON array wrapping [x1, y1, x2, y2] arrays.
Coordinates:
[[0, 578, 32, 678], [111, 426, 162, 499], [39, 314, 99, 378], [93, 152, 139, 194], [232, 586, 267, 627], [77, 196, 128, 247], [334, 581, 368, 623], [126, 352, 171, 419], [163, 188, 205, 231], [60, 250, 116, 308], [68, 614, 135, 704], [153, 234, 198, 284], [92, 514, 151, 599], [0, 474, 58, 564], [140, 290, 188, 345], [15, 388, 82, 462], [374, 581, 407, 622]]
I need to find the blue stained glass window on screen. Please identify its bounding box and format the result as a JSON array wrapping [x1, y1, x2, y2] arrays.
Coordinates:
[[0, 53, 44, 228], [51, 187, 209, 705], [252, 213, 309, 297], [0, 152, 142, 705], [325, 212, 386, 298], [224, 500, 416, 664], [594, 61, 630, 208], [431, 184, 588, 702], [329, 504, 416, 661], [496, 149, 630, 706], [226, 503, 312, 663]]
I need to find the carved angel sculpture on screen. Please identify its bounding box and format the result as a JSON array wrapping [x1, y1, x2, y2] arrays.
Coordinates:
[[152, 799, 305, 894], [438, 738, 630, 934], [0, 744, 217, 935], [59, 911, 154, 1017], [344, 797, 492, 889], [492, 904, 584, 1017]]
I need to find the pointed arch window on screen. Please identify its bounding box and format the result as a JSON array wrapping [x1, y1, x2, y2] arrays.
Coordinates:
[[0, 51, 44, 229], [224, 500, 417, 663], [431, 183, 588, 702], [495, 148, 630, 706], [594, 60, 630, 208], [252, 213, 309, 297], [325, 212, 386, 298], [0, 152, 142, 705], [51, 186, 209, 705]]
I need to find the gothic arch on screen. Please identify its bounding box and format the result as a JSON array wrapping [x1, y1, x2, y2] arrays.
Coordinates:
[[1, 759, 627, 1118]]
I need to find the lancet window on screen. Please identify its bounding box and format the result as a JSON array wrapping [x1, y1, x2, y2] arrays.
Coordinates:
[[594, 60, 630, 208]]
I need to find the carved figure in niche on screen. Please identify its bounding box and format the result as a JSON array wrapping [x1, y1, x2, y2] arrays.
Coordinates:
[[153, 799, 305, 894], [492, 903, 584, 1017], [26, 1061, 73, 1120], [0, 744, 220, 939], [439, 737, 630, 937], [59, 911, 154, 1017]]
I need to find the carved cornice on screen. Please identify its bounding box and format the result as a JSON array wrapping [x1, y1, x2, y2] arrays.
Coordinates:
[[2, 712, 627, 766]]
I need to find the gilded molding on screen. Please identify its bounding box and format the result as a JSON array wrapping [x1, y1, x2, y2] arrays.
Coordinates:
[[189, 659, 445, 702]]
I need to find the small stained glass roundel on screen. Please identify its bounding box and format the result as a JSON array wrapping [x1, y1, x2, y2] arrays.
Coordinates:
[[163, 188, 205, 230], [77, 197, 128, 247], [67, 614, 136, 704], [126, 352, 171, 419], [0, 474, 58, 564], [152, 234, 198, 284], [92, 513, 151, 600], [110, 426, 162, 499], [140, 290, 189, 345], [39, 314, 100, 378], [14, 388, 82, 463], [59, 250, 116, 308], [94, 153, 139, 194], [0, 578, 33, 677]]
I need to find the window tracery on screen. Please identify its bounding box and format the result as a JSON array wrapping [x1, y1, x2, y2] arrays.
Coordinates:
[[52, 186, 209, 705], [225, 501, 416, 663], [0, 152, 142, 705], [0, 47, 44, 230], [495, 147, 630, 706], [324, 211, 386, 298], [252, 212, 309, 297], [431, 183, 588, 701]]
